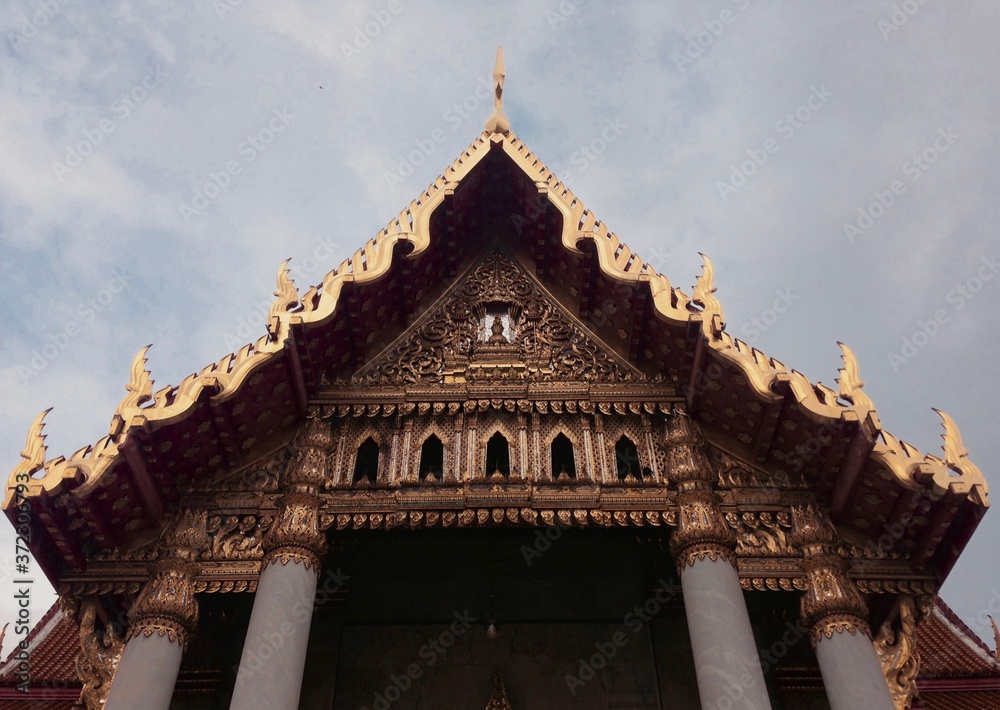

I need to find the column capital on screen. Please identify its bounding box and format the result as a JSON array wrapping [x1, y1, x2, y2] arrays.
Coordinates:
[[665, 414, 736, 570], [128, 509, 207, 648], [264, 491, 327, 570], [264, 416, 334, 571], [791, 504, 871, 646]]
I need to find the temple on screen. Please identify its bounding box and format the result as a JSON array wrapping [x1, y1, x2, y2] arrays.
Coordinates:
[[2, 48, 996, 709]]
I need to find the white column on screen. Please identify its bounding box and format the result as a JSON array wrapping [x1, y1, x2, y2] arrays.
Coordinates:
[[666, 413, 772, 710], [105, 509, 207, 710], [105, 634, 183, 710], [790, 504, 894, 710], [681, 557, 771, 710], [229, 559, 319, 710], [230, 416, 332, 710], [815, 631, 894, 710]]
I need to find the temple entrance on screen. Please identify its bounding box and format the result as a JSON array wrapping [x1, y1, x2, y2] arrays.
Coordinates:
[[300, 529, 696, 709]]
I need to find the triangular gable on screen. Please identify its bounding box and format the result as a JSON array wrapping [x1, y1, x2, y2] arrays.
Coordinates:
[[354, 249, 641, 386]]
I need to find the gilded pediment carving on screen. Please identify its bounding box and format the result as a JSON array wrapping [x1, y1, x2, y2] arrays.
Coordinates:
[[355, 250, 640, 385]]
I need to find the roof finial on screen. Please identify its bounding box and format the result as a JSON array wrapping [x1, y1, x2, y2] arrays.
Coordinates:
[[484, 46, 510, 135]]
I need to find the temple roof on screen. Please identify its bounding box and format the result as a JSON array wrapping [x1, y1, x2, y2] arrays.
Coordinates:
[[0, 601, 79, 708], [3, 53, 989, 587]]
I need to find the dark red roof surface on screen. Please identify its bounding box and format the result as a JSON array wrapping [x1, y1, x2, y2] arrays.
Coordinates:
[[0, 601, 80, 708]]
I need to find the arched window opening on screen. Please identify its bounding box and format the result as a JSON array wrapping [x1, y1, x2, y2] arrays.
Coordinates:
[[615, 436, 641, 481], [419, 435, 444, 480], [551, 433, 576, 479], [485, 432, 510, 478], [353, 437, 379, 485]]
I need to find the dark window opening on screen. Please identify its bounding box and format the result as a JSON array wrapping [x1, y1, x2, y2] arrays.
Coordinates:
[[485, 432, 510, 477], [615, 436, 641, 481], [419, 435, 444, 480], [353, 437, 379, 485], [551, 433, 576, 479]]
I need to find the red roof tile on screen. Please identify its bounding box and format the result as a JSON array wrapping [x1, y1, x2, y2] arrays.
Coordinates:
[[0, 600, 80, 706]]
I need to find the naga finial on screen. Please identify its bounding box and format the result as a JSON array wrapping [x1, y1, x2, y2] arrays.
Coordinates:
[[837, 341, 873, 410], [932, 408, 972, 468], [692, 252, 724, 324], [124, 346, 153, 409], [16, 408, 52, 477], [268, 258, 300, 336], [110, 346, 153, 436], [484, 46, 510, 135]]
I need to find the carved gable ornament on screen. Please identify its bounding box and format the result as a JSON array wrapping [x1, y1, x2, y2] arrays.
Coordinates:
[[356, 250, 640, 385]]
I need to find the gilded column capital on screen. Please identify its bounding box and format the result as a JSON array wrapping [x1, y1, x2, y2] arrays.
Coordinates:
[[264, 490, 327, 570], [127, 509, 207, 648], [666, 414, 736, 570], [264, 416, 333, 571], [791, 504, 871, 646]]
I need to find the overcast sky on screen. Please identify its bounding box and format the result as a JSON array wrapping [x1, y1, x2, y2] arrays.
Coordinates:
[[2, 1, 999, 657]]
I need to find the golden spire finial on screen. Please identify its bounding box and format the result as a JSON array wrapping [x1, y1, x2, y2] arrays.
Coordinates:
[[932, 408, 972, 467], [484, 46, 510, 135], [17, 409, 51, 474], [836, 342, 873, 410]]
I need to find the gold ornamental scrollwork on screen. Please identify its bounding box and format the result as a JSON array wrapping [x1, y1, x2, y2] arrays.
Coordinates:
[[791, 504, 871, 646], [127, 509, 208, 648], [264, 491, 326, 569], [666, 414, 737, 570], [205, 514, 274, 561], [67, 596, 123, 710], [355, 251, 637, 385], [263, 416, 332, 571], [874, 595, 921, 710], [727, 511, 796, 557]]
